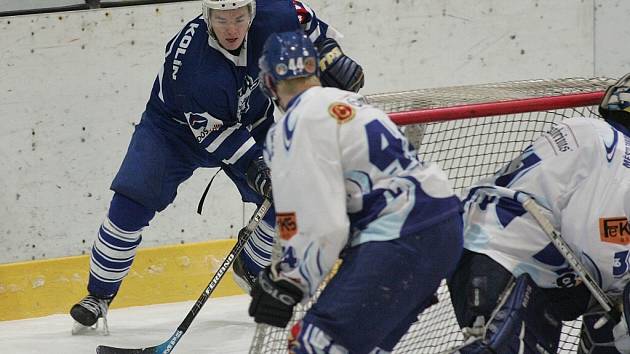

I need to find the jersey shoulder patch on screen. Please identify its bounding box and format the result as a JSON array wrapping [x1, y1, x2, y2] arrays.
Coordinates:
[[328, 102, 356, 124], [540, 120, 580, 155]]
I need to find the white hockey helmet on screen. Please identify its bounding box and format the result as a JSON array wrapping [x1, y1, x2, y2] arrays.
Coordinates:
[[202, 0, 256, 26]]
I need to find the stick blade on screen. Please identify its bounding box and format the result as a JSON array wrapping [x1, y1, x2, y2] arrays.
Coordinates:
[[96, 345, 160, 354]]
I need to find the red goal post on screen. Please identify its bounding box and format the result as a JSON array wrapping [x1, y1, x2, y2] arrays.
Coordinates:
[[389, 91, 605, 124], [249, 77, 615, 354]]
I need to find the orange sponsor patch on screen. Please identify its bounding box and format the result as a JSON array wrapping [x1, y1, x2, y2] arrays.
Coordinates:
[[599, 217, 630, 245], [276, 212, 298, 240], [328, 102, 356, 123]]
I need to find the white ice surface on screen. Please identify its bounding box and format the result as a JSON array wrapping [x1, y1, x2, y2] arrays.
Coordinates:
[[0, 295, 255, 354]]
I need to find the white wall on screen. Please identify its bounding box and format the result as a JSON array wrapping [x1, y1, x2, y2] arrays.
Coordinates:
[[1, 0, 630, 263]]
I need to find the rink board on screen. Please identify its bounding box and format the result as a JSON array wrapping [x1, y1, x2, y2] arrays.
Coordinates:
[[0, 239, 244, 321]]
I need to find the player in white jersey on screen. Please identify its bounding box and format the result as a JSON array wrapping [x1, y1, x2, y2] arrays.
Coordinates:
[[247, 30, 463, 354], [448, 73, 630, 353]]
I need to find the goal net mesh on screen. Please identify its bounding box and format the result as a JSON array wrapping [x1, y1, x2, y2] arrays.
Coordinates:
[[249, 77, 615, 354]]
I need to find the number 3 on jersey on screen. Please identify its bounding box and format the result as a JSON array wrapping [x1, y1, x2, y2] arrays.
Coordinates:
[[365, 120, 414, 172]]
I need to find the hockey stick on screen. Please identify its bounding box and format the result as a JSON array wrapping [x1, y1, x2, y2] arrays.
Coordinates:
[[474, 186, 617, 316], [96, 198, 272, 354]]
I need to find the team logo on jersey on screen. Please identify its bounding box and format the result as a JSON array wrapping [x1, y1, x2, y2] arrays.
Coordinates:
[[599, 217, 630, 245], [189, 114, 207, 130], [276, 212, 298, 240], [185, 112, 223, 143], [237, 75, 260, 120], [328, 102, 355, 124]]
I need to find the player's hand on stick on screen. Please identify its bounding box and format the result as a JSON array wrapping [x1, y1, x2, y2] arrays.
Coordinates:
[[315, 37, 364, 92], [248, 267, 303, 328], [247, 155, 273, 201]]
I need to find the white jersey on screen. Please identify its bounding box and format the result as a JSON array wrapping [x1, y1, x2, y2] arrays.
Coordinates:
[[264, 86, 461, 297], [464, 117, 630, 295]]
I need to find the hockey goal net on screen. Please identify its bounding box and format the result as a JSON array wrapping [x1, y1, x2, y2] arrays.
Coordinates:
[[249, 77, 615, 354]]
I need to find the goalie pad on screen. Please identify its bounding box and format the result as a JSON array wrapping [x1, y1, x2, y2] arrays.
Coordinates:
[[453, 273, 562, 354]]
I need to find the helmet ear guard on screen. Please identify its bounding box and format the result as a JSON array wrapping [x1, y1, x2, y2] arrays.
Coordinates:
[[599, 73, 630, 130]]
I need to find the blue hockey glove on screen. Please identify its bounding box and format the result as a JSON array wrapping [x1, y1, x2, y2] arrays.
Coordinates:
[[315, 37, 364, 92], [246, 156, 272, 200], [248, 267, 303, 328]]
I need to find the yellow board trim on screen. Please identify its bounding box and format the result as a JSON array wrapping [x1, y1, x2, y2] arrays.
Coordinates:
[[0, 239, 244, 321]]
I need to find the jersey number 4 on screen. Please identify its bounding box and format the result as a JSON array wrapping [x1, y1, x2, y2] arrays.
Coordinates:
[[365, 120, 414, 172]]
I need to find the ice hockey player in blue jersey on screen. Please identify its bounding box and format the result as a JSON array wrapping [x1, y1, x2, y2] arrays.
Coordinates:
[[448, 73, 630, 353], [69, 0, 364, 333], [247, 30, 463, 354]]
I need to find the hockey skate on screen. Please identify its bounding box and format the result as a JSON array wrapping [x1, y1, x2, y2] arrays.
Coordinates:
[[70, 294, 113, 335]]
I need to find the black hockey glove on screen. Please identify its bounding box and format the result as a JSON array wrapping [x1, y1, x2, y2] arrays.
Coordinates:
[[248, 267, 303, 328], [246, 155, 272, 201], [315, 37, 364, 93]]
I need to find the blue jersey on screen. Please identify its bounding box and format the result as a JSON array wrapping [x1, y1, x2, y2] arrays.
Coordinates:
[[144, 0, 333, 179]]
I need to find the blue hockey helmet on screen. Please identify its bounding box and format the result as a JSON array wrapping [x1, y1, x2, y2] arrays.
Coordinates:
[[600, 73, 630, 131], [258, 30, 318, 99]]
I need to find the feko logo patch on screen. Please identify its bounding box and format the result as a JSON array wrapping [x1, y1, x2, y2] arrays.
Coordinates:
[[600, 217, 630, 245], [276, 212, 298, 240]]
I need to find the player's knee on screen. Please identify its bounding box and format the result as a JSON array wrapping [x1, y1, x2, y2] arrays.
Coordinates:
[[109, 193, 155, 231]]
